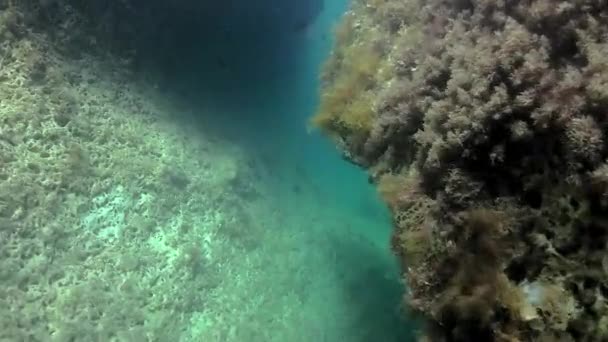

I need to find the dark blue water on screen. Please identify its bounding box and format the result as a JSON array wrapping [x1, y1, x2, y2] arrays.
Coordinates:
[[171, 0, 387, 218]]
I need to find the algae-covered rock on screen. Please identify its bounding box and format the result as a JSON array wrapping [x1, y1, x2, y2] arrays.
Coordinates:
[[314, 0, 608, 340], [0, 2, 257, 340]]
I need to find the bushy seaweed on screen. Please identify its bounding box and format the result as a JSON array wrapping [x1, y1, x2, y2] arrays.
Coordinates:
[[314, 0, 608, 340]]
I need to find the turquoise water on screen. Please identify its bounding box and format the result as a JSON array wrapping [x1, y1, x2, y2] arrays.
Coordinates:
[[169, 1, 418, 340], [162, 0, 416, 339]]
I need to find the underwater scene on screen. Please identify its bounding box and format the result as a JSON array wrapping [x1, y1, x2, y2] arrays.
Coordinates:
[[1, 0, 608, 341]]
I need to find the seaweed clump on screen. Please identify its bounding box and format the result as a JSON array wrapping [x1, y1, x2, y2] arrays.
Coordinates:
[[314, 0, 608, 340]]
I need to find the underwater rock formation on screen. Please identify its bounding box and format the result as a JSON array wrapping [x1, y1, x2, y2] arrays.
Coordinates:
[[0, 1, 276, 340], [313, 0, 608, 340]]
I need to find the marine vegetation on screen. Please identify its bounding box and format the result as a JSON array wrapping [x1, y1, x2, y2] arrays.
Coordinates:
[[314, 0, 608, 340]]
